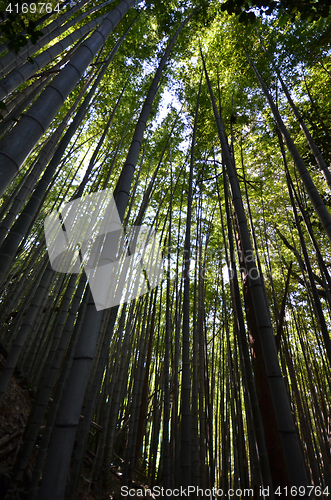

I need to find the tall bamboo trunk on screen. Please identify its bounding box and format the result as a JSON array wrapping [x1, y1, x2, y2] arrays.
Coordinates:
[[38, 13, 196, 499], [202, 48, 309, 493], [246, 52, 331, 244], [0, 0, 136, 195], [180, 75, 201, 491], [0, 0, 93, 78]]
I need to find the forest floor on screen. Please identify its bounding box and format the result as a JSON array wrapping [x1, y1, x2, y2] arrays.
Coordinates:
[[0, 351, 34, 498], [0, 352, 151, 500]]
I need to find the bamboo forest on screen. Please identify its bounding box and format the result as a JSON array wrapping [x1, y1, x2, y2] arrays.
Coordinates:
[[1, 0, 331, 498]]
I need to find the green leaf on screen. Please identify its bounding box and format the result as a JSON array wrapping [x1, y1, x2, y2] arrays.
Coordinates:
[[279, 14, 289, 27], [238, 11, 248, 23]]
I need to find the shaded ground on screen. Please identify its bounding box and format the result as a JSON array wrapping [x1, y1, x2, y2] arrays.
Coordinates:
[[0, 352, 152, 499], [0, 351, 33, 498]]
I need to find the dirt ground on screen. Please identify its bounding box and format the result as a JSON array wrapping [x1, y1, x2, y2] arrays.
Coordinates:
[[0, 352, 152, 500]]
